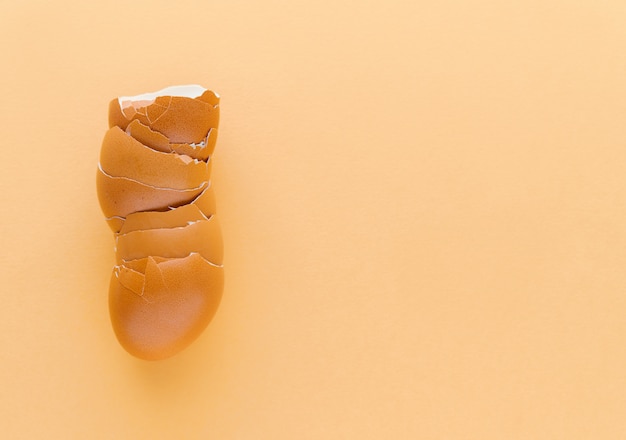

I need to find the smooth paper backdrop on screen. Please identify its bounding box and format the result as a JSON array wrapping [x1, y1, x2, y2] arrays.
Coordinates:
[[1, 0, 625, 438]]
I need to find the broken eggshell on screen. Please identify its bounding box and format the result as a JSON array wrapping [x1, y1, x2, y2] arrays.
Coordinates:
[[125, 119, 218, 161], [99, 126, 212, 190], [115, 215, 224, 265], [96, 84, 224, 361], [110, 253, 224, 361], [105, 184, 217, 234], [96, 167, 209, 220], [109, 85, 220, 144]]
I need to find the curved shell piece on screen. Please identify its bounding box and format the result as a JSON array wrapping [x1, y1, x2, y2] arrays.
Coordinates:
[[109, 86, 220, 144], [125, 119, 171, 153], [104, 185, 217, 234], [100, 126, 211, 190], [125, 119, 218, 161], [116, 216, 223, 265], [96, 167, 208, 220], [171, 128, 218, 161], [119, 204, 208, 235], [190, 185, 217, 218], [109, 254, 224, 361], [105, 217, 125, 233]]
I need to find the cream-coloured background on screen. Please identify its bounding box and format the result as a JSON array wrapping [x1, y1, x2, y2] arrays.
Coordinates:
[[1, 0, 625, 438]]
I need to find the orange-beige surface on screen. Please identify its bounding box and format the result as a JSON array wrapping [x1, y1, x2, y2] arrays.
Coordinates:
[[1, 0, 625, 438]]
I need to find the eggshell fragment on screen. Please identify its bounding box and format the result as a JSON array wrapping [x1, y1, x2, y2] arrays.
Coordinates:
[[170, 128, 218, 161], [119, 204, 207, 235], [96, 167, 208, 220], [125, 119, 218, 161], [99, 126, 211, 190], [189, 185, 217, 218], [105, 217, 125, 233], [109, 85, 220, 144], [125, 119, 171, 153], [104, 184, 217, 234], [109, 253, 224, 361], [115, 216, 223, 265], [115, 265, 146, 295]]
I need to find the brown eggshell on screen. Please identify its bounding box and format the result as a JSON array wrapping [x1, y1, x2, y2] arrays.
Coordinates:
[[109, 254, 224, 361], [115, 265, 145, 295], [109, 86, 220, 144], [115, 216, 223, 265], [142, 96, 218, 144], [101, 85, 224, 361], [108, 97, 129, 131], [171, 128, 218, 161], [96, 167, 208, 220], [103, 185, 216, 234], [126, 119, 217, 161], [190, 185, 217, 218], [119, 204, 207, 235], [120, 257, 150, 274], [99, 126, 211, 190], [125, 119, 171, 153], [121, 254, 194, 274], [105, 217, 125, 233], [196, 89, 220, 106]]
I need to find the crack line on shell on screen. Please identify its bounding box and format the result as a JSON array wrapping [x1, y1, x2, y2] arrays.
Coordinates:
[[115, 215, 215, 239], [121, 252, 224, 269], [108, 126, 204, 165], [149, 96, 173, 126], [98, 164, 209, 192], [103, 182, 213, 225]]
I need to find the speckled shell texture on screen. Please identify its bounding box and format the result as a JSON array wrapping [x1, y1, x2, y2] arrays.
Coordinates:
[[96, 85, 224, 360]]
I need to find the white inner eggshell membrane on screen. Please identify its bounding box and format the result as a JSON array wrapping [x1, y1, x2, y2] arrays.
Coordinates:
[[118, 84, 210, 110]]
